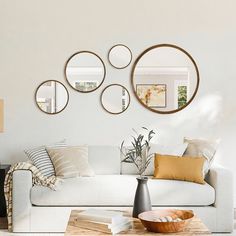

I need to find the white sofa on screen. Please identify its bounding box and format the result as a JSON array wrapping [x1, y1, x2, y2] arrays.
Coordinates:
[[12, 146, 233, 233]]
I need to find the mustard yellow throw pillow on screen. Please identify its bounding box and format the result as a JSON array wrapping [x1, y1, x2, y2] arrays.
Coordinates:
[[154, 154, 205, 184]]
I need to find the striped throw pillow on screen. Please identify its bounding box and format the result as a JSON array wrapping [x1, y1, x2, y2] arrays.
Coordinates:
[[24, 146, 55, 177], [24, 140, 66, 177]]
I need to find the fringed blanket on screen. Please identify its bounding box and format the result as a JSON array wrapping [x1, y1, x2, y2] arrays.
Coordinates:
[[4, 162, 61, 231]]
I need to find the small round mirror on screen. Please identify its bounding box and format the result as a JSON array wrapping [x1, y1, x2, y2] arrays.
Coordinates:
[[131, 44, 200, 114], [101, 84, 130, 114], [35, 80, 69, 114], [108, 44, 132, 69], [65, 51, 106, 92]]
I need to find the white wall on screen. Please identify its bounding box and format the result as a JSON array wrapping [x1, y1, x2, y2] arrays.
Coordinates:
[[0, 0, 236, 203]]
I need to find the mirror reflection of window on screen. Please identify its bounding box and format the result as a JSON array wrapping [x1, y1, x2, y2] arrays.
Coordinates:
[[122, 88, 129, 111], [75, 81, 98, 92], [65, 51, 105, 92], [36, 81, 56, 113], [37, 98, 53, 113], [36, 81, 69, 114], [132, 44, 199, 113], [174, 79, 189, 109], [178, 86, 187, 108], [101, 84, 130, 114]]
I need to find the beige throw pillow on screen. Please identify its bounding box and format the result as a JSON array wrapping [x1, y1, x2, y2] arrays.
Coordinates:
[[47, 146, 94, 178], [47, 148, 77, 179], [183, 138, 220, 176]]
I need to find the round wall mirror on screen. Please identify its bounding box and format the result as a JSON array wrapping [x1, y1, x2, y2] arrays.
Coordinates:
[[131, 44, 200, 114], [35, 80, 69, 114], [108, 44, 132, 69], [101, 84, 130, 114], [65, 51, 106, 92]]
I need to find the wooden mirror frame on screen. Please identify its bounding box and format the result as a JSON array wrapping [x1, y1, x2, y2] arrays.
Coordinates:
[[64, 51, 106, 93], [35, 80, 69, 115], [108, 44, 132, 69], [131, 44, 200, 114], [100, 84, 131, 115]]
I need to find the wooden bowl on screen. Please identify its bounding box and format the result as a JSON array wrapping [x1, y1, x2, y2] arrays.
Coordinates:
[[138, 209, 194, 233]]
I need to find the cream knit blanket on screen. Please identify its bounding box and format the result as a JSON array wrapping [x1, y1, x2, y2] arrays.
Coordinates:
[[4, 162, 61, 231]]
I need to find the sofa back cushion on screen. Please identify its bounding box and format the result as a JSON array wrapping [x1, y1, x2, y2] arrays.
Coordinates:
[[88, 146, 120, 174], [120, 143, 188, 176]]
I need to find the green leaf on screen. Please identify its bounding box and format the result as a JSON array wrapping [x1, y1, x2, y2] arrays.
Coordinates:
[[120, 127, 157, 177], [121, 156, 133, 163]]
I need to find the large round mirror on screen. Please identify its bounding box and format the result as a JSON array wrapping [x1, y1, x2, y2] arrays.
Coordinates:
[[101, 84, 130, 114], [131, 44, 200, 114], [65, 51, 106, 92], [35, 80, 69, 114], [108, 44, 132, 69]]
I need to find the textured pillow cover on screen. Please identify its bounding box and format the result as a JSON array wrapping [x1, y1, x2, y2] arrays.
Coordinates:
[[24, 140, 66, 177], [154, 154, 205, 184], [47, 148, 78, 178], [47, 146, 95, 177], [183, 137, 220, 175], [46, 139, 67, 149]]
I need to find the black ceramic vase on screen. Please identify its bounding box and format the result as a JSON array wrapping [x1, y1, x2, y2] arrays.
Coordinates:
[[132, 176, 152, 218]]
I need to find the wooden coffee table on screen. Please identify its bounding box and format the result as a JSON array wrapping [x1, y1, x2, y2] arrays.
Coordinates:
[[65, 210, 211, 235]]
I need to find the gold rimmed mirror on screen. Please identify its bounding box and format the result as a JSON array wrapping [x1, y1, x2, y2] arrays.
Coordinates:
[[131, 44, 200, 114], [108, 44, 132, 69], [35, 80, 69, 114], [100, 84, 130, 114], [65, 51, 106, 93]]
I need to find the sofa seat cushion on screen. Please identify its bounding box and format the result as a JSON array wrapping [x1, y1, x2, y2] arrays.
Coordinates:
[[30, 175, 215, 207]]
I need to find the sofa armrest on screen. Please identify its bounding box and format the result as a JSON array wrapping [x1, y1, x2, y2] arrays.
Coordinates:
[[12, 170, 32, 232], [205, 166, 234, 232]]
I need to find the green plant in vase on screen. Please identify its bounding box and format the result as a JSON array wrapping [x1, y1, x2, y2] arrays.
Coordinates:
[[120, 127, 156, 178]]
